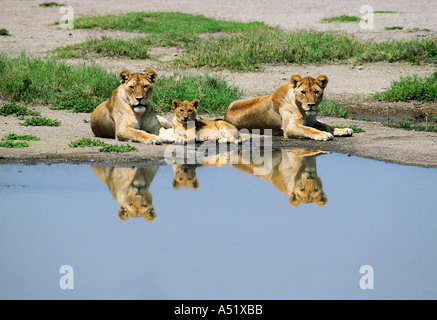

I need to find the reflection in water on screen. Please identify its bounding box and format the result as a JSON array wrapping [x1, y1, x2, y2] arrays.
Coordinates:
[[92, 166, 158, 222], [92, 148, 328, 222], [172, 164, 200, 190], [231, 149, 328, 207]]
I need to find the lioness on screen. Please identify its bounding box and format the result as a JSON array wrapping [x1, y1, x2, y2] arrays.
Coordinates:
[[90, 69, 181, 144], [172, 99, 242, 144], [92, 166, 158, 222], [230, 148, 328, 207], [224, 75, 353, 141]]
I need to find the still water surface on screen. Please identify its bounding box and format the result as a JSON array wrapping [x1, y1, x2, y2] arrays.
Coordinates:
[[0, 148, 436, 299]]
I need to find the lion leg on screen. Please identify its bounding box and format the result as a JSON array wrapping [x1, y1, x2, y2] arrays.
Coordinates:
[[284, 124, 333, 141], [117, 126, 160, 144], [314, 121, 353, 137], [90, 102, 116, 138]]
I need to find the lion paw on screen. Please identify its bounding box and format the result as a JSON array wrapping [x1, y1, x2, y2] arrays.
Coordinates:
[[334, 128, 353, 137], [314, 132, 334, 141]]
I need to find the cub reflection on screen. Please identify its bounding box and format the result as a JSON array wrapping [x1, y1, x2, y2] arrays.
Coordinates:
[[231, 149, 328, 207], [172, 164, 200, 190], [92, 166, 158, 221]]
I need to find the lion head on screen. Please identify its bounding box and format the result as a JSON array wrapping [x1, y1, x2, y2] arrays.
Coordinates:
[[119, 69, 157, 110], [172, 164, 199, 190], [290, 74, 328, 115], [172, 99, 200, 124]]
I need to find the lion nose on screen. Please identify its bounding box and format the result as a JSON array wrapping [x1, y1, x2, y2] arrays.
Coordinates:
[[184, 116, 189, 121], [307, 103, 316, 110], [136, 97, 143, 103]]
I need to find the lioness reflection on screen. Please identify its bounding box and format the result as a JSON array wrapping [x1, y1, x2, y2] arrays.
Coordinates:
[[92, 166, 158, 221], [171, 148, 328, 206], [231, 149, 328, 206]]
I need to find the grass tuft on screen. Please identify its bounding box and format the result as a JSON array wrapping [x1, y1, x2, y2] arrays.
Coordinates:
[[385, 26, 404, 30], [374, 72, 437, 102], [398, 117, 412, 130], [0, 103, 40, 117], [39, 2, 64, 7], [0, 140, 29, 148], [320, 15, 361, 23], [318, 99, 349, 118], [69, 138, 137, 152], [19, 116, 61, 126], [0, 28, 10, 36], [2, 133, 40, 141], [374, 11, 398, 14]]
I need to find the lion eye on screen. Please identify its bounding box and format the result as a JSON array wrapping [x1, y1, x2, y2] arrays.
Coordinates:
[[314, 91, 320, 95], [129, 86, 134, 90], [188, 110, 193, 113], [144, 85, 149, 89], [179, 109, 184, 112], [301, 91, 306, 95]]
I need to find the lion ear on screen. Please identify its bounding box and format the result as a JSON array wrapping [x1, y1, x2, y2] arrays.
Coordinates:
[[172, 99, 182, 109], [192, 179, 199, 190], [144, 69, 157, 83], [118, 70, 131, 84], [316, 75, 329, 89], [290, 75, 303, 88], [118, 206, 130, 220], [315, 194, 328, 206], [172, 179, 180, 189], [191, 99, 200, 110], [289, 193, 301, 207]]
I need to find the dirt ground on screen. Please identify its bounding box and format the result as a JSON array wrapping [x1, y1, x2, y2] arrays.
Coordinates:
[[0, 0, 436, 167]]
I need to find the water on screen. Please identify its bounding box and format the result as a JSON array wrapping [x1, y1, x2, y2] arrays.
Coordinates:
[[0, 148, 436, 300]]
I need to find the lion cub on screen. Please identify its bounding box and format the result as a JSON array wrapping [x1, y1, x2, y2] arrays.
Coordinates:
[[172, 99, 242, 144]]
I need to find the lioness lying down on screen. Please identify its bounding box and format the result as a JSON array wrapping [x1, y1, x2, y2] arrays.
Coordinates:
[[90, 69, 182, 144], [172, 99, 242, 144], [224, 74, 353, 141]]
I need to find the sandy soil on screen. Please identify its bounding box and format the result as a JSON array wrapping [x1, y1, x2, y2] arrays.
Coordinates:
[[0, 0, 436, 166]]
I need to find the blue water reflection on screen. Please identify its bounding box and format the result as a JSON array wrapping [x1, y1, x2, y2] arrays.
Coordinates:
[[0, 149, 436, 299]]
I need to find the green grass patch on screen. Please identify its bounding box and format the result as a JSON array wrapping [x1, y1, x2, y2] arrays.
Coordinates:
[[0, 53, 119, 113], [0, 140, 29, 148], [374, 11, 397, 14], [320, 15, 361, 23], [0, 103, 40, 117], [318, 99, 349, 118], [332, 124, 365, 133], [99, 144, 137, 153], [398, 117, 412, 130], [374, 72, 437, 102], [39, 2, 64, 7], [71, 12, 269, 47], [152, 73, 243, 114], [69, 138, 106, 148], [385, 26, 404, 30], [54, 12, 437, 71], [54, 36, 151, 59], [19, 116, 61, 126], [0, 28, 10, 36], [2, 133, 40, 141], [69, 138, 137, 152]]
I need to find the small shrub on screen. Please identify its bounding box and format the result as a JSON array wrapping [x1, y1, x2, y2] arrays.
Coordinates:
[[99, 144, 137, 153], [0, 140, 29, 148], [385, 26, 404, 30], [2, 133, 40, 141], [19, 116, 61, 126], [320, 15, 361, 23], [0, 103, 40, 117], [318, 99, 349, 118], [0, 28, 10, 36], [398, 118, 412, 130], [69, 138, 106, 148]]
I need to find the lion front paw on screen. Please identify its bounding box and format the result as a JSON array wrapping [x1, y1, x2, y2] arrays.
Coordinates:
[[334, 127, 353, 137], [314, 132, 334, 141]]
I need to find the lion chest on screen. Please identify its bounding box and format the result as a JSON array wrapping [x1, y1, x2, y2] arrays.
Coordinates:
[[303, 114, 317, 127]]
